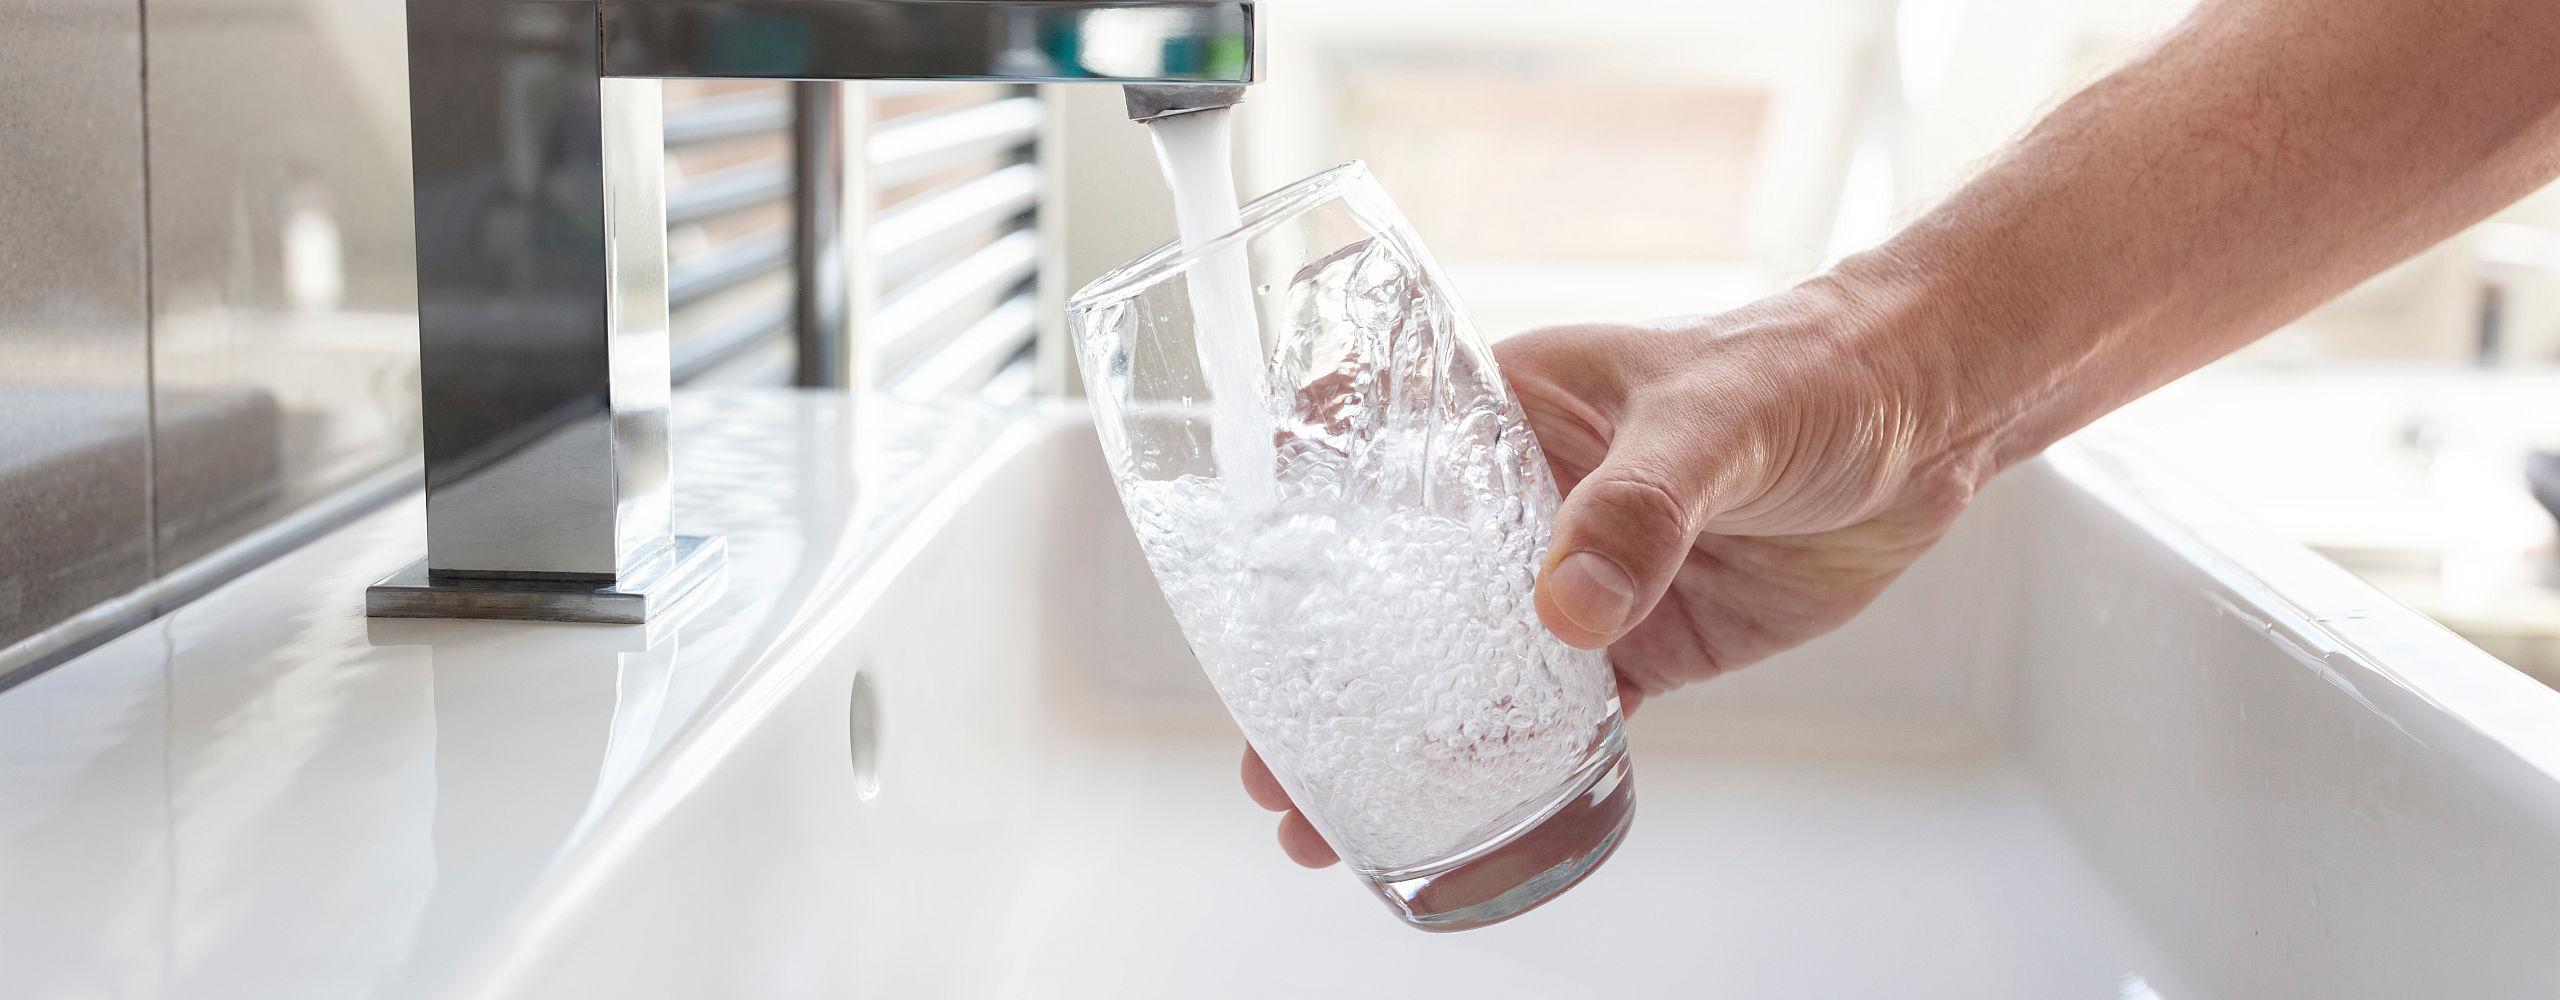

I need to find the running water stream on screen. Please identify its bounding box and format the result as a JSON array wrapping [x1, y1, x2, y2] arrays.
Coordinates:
[[1145, 108, 1273, 509]]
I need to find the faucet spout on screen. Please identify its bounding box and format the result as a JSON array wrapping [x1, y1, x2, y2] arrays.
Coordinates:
[[1123, 84, 1248, 122], [376, 0, 1260, 622]]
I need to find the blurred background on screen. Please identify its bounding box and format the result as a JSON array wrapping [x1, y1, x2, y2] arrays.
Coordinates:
[[1048, 0, 2560, 691], [8, 0, 2559, 689]]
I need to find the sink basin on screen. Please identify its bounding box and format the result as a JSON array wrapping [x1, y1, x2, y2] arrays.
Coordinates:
[[2093, 365, 2560, 690], [6, 392, 2557, 998], [526, 412, 2560, 998]]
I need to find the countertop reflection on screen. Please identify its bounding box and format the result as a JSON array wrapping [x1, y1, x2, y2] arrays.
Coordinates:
[[0, 389, 1014, 999]]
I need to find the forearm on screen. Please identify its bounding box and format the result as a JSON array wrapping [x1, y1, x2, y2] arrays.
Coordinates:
[[1826, 0, 2560, 481]]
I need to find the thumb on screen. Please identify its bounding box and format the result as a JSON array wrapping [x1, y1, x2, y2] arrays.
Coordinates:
[[1534, 441, 1719, 649]]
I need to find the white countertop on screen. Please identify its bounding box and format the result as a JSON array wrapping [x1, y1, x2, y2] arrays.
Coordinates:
[[0, 389, 1014, 999], [10, 387, 2560, 997]]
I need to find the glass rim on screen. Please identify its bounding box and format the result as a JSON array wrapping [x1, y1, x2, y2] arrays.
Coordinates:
[[1068, 159, 1373, 312]]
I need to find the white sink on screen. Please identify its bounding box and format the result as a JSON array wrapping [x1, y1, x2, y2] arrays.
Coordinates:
[[6, 391, 2558, 998], [2095, 364, 2560, 688]]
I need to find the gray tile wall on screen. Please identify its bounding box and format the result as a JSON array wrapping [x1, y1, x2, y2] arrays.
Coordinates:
[[1, 0, 422, 655], [0, 1, 154, 651], [143, 0, 419, 567]]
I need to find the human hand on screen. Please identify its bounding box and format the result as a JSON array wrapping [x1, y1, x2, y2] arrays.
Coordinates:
[[1246, 280, 1984, 867]]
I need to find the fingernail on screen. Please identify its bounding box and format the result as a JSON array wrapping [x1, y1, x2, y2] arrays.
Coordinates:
[[1548, 551, 1637, 635]]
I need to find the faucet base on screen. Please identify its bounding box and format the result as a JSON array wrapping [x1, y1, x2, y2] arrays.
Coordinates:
[[364, 535, 727, 624]]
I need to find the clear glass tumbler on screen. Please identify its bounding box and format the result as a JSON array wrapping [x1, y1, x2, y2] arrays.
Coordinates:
[[1068, 162, 1634, 930]]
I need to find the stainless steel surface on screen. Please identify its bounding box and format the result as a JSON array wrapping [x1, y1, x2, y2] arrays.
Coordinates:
[[391, 0, 1257, 620], [791, 82, 851, 387], [600, 80, 682, 582], [0, 1, 153, 652], [598, 0, 1258, 84], [144, 0, 421, 568], [1122, 83, 1248, 121], [405, 4, 676, 584], [367, 534, 726, 624]]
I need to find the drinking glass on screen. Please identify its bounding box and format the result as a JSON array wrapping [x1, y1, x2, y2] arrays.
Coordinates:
[[1068, 161, 1634, 930]]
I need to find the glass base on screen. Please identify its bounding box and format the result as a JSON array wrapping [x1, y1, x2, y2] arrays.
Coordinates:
[[1361, 741, 1636, 932]]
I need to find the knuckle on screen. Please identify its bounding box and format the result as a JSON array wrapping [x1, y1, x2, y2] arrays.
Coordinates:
[[1574, 468, 1696, 545]]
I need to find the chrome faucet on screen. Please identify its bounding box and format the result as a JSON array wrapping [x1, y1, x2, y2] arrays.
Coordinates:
[[368, 0, 1258, 623]]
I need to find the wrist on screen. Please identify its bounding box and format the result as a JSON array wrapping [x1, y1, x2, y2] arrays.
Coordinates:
[[1813, 240, 2075, 488], [1635, 270, 1987, 532]]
